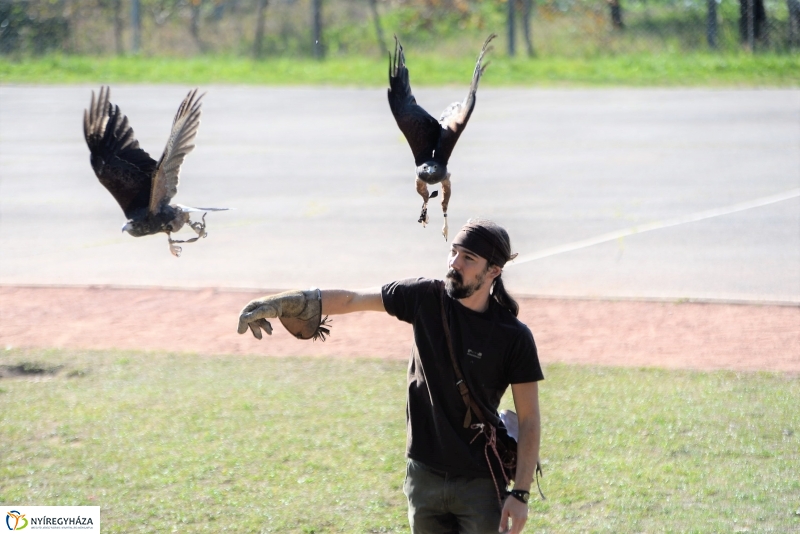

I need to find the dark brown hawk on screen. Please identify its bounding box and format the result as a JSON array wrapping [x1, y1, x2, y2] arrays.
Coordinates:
[[83, 86, 228, 257], [388, 34, 495, 240]]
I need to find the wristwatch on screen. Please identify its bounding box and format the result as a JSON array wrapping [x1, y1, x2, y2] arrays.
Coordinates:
[[509, 489, 530, 504]]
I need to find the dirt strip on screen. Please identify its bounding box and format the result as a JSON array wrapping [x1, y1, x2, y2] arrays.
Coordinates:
[[1, 286, 798, 373]]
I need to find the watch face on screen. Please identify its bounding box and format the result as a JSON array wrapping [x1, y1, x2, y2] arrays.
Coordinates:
[[513, 491, 529, 503]]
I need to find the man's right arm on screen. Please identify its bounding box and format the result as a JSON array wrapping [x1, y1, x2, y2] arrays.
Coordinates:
[[321, 289, 385, 315]]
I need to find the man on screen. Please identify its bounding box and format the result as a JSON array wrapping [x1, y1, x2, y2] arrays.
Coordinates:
[[237, 218, 543, 534]]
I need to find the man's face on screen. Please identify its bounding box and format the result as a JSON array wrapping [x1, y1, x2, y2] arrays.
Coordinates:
[[445, 244, 491, 299]]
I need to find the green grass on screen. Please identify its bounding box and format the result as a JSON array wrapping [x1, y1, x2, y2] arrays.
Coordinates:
[[1, 52, 799, 86], [1, 348, 799, 533]]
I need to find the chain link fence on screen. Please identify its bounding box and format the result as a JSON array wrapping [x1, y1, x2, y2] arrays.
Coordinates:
[[1, 0, 797, 57]]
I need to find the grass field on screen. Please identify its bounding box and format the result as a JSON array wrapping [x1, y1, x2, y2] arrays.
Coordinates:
[[1, 347, 798, 533], [1, 53, 799, 86]]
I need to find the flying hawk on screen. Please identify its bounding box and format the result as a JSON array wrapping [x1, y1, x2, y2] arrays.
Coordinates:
[[388, 34, 495, 240], [83, 86, 227, 257]]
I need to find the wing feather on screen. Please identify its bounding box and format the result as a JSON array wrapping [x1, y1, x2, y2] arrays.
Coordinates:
[[149, 89, 204, 214], [387, 36, 441, 166], [434, 34, 496, 166], [83, 86, 158, 219]]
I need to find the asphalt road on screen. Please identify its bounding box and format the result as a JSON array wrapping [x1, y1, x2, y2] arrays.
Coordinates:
[[1, 85, 798, 303]]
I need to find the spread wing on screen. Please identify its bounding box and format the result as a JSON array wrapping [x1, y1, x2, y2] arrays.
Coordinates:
[[434, 34, 495, 166], [149, 89, 204, 214], [387, 36, 441, 166], [83, 86, 158, 219]]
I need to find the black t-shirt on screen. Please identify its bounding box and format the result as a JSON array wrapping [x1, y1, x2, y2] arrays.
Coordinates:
[[381, 277, 544, 478]]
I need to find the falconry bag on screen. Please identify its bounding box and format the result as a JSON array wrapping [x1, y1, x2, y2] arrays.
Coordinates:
[[437, 282, 544, 503]]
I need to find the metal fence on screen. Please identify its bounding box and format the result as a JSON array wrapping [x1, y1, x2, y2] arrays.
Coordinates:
[[1, 0, 797, 57]]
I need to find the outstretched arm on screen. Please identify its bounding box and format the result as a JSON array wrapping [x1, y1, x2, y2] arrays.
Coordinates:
[[238, 287, 385, 340], [321, 288, 385, 314]]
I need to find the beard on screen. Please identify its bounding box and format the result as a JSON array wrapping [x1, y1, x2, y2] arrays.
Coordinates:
[[445, 268, 487, 299]]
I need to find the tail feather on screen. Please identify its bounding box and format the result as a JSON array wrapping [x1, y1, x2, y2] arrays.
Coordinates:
[[177, 204, 232, 213]]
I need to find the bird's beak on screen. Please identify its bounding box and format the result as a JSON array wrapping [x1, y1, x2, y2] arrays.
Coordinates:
[[121, 222, 132, 234]]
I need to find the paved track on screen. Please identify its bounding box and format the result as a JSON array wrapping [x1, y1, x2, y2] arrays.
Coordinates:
[[1, 85, 798, 302]]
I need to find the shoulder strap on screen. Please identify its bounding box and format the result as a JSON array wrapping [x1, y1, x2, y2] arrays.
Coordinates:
[[438, 281, 489, 429], [439, 282, 547, 500]]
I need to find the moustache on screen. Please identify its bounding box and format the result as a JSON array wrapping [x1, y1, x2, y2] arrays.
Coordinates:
[[446, 269, 462, 283]]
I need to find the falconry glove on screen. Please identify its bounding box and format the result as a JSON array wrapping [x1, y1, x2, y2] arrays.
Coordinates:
[[237, 289, 331, 341]]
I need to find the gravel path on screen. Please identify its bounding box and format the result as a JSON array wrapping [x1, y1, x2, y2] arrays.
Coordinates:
[[2, 286, 797, 373]]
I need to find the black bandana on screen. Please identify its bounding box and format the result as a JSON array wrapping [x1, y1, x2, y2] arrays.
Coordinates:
[[452, 219, 518, 267]]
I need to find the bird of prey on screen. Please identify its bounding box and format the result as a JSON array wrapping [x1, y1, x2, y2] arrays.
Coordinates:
[[388, 33, 495, 241], [83, 86, 228, 257]]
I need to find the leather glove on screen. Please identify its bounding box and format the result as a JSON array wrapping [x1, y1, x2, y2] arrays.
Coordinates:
[[237, 288, 330, 341]]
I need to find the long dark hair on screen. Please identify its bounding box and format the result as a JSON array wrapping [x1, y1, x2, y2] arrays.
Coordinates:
[[491, 272, 519, 317]]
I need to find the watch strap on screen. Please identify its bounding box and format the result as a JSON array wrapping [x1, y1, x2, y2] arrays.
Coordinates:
[[509, 489, 530, 504]]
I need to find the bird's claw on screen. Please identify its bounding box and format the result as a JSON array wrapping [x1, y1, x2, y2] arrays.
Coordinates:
[[442, 218, 449, 240], [169, 242, 183, 257], [418, 205, 429, 227], [190, 213, 208, 238]]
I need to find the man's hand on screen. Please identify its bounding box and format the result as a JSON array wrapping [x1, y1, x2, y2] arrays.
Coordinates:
[[499, 495, 528, 533], [237, 290, 311, 340]]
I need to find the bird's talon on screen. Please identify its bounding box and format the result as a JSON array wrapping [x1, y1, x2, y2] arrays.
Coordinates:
[[189, 213, 208, 238], [418, 206, 429, 226]]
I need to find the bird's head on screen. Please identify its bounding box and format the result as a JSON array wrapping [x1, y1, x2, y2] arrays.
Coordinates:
[[122, 220, 149, 237], [416, 162, 447, 184]]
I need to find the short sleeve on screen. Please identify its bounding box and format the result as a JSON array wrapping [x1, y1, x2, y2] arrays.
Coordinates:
[[505, 325, 544, 384], [381, 278, 434, 324]]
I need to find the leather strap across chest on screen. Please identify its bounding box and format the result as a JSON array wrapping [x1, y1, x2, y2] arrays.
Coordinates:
[[438, 282, 490, 429]]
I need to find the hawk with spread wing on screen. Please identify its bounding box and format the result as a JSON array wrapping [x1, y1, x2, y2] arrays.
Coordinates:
[[83, 86, 228, 257], [388, 34, 495, 240]]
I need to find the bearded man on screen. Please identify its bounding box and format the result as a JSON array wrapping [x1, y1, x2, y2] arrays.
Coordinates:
[[237, 218, 543, 534]]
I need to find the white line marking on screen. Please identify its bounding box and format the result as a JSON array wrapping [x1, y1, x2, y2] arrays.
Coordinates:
[[509, 188, 800, 267]]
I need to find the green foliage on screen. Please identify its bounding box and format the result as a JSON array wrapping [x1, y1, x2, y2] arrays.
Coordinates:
[[1, 0, 798, 57], [1, 348, 799, 532], [0, 51, 798, 85]]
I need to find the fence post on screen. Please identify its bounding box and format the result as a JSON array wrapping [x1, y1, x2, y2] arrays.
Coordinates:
[[790, 0, 800, 47], [114, 0, 124, 54], [312, 0, 324, 59], [131, 0, 141, 53], [508, 0, 516, 56], [369, 0, 385, 54], [253, 0, 268, 58], [706, 0, 717, 48]]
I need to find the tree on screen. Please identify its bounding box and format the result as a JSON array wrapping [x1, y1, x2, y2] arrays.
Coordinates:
[[607, 0, 624, 29], [739, 0, 766, 49], [507, 0, 534, 57], [520, 0, 534, 56], [189, 0, 208, 52]]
